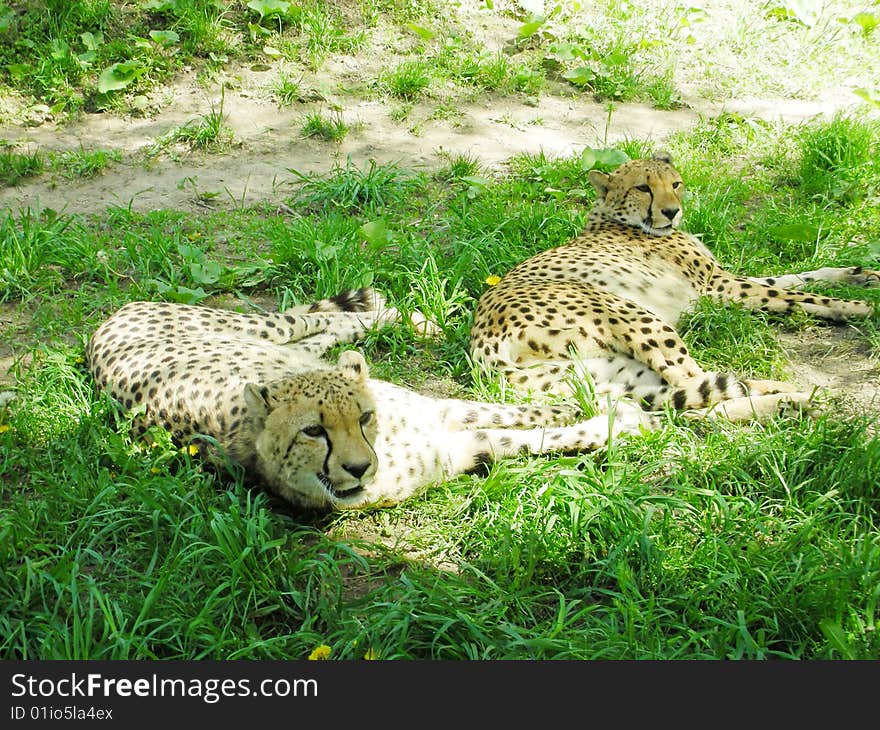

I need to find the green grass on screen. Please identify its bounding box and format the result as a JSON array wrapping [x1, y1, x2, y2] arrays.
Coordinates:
[[270, 70, 301, 106], [0, 145, 120, 188], [0, 148, 44, 187], [51, 146, 121, 178], [155, 96, 233, 152], [1, 117, 880, 660], [380, 59, 434, 101], [299, 110, 349, 142]]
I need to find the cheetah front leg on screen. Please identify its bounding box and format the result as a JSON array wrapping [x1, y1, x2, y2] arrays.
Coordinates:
[[708, 271, 874, 320], [683, 391, 818, 423], [439, 402, 657, 476], [436, 398, 581, 430]]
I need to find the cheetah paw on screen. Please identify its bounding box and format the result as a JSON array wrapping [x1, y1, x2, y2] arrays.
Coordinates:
[[407, 310, 441, 338], [848, 268, 880, 288], [608, 400, 660, 434], [744, 379, 801, 396]]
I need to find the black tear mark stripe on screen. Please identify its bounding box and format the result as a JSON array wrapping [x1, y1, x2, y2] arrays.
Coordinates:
[[359, 420, 378, 466], [282, 437, 298, 463], [322, 431, 333, 477]]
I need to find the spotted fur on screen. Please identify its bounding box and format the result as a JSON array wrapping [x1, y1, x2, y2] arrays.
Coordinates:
[[470, 154, 878, 421], [87, 289, 653, 510]]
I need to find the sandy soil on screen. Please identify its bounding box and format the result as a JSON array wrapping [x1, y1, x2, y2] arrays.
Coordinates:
[[0, 65, 861, 216]]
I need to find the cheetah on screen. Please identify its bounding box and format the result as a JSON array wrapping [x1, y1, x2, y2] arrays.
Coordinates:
[[86, 289, 653, 511], [470, 153, 878, 421]]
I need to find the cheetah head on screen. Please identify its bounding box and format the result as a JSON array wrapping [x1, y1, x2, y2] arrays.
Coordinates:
[[243, 350, 379, 510], [588, 152, 684, 236]]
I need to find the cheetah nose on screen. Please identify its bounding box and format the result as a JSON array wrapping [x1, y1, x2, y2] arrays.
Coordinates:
[[343, 461, 372, 480], [661, 206, 680, 221]]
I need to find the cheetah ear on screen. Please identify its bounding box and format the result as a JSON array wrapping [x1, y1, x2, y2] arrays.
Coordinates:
[[652, 150, 673, 164], [587, 169, 610, 198], [338, 350, 369, 382], [243, 383, 271, 428]]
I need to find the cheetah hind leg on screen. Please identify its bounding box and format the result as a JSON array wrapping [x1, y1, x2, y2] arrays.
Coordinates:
[[747, 266, 880, 290], [284, 287, 387, 314], [286, 287, 440, 337]]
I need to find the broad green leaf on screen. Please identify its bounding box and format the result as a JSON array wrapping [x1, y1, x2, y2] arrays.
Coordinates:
[[405, 22, 436, 41], [461, 175, 491, 199], [229, 262, 270, 288], [247, 0, 290, 19], [97, 62, 145, 93], [851, 11, 879, 33], [149, 29, 180, 46], [80, 31, 103, 51], [314, 240, 338, 261], [517, 16, 546, 40], [189, 260, 223, 286], [561, 66, 595, 87], [150, 280, 208, 305], [853, 88, 880, 108], [248, 22, 271, 39], [550, 42, 588, 61], [767, 223, 821, 242], [0, 6, 14, 33], [262, 45, 283, 57], [679, 6, 708, 26], [359, 219, 395, 248], [176, 242, 204, 262], [142, 0, 179, 11], [580, 147, 629, 171], [767, 0, 820, 27]]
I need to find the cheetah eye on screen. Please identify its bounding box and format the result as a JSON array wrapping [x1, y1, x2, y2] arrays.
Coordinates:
[[672, 181, 682, 189], [302, 424, 326, 438], [634, 184, 651, 193], [359, 411, 374, 427]]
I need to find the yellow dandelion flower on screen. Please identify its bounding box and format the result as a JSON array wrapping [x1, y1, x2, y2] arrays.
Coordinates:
[[180, 444, 199, 456], [363, 648, 379, 660], [74, 356, 85, 364], [0, 424, 10, 434], [485, 274, 502, 286], [308, 644, 331, 660]]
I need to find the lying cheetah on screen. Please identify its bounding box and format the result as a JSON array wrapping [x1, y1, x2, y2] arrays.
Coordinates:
[[86, 289, 653, 511], [470, 153, 878, 420]]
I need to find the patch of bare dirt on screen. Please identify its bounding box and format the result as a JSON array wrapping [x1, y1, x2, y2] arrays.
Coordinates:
[[0, 301, 34, 388], [0, 62, 862, 216], [779, 326, 880, 421]]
